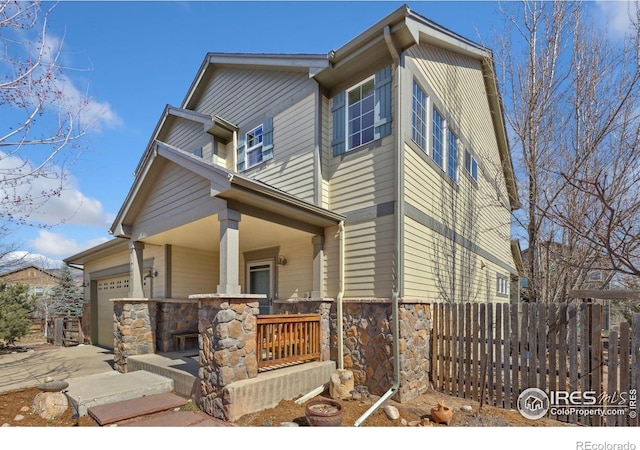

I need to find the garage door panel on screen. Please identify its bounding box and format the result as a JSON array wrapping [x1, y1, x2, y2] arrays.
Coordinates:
[[96, 276, 129, 348]]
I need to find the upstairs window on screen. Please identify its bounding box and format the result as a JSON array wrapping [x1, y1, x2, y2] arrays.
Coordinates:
[[412, 81, 428, 151], [246, 124, 264, 168], [236, 118, 274, 172], [464, 149, 478, 182], [347, 77, 375, 150], [432, 107, 445, 168], [497, 274, 509, 297], [447, 128, 459, 182]]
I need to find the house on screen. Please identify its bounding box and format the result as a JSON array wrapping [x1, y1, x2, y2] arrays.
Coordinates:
[[0, 265, 60, 299], [65, 4, 520, 419]]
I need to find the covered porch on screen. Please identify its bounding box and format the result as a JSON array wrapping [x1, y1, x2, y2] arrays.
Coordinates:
[[107, 141, 344, 420]]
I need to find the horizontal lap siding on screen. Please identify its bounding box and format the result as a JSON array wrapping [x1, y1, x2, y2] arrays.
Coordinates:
[[245, 93, 316, 202], [162, 118, 205, 152], [344, 215, 395, 298], [273, 236, 313, 299], [171, 246, 217, 298], [195, 67, 317, 202], [404, 45, 515, 289], [134, 162, 217, 234]]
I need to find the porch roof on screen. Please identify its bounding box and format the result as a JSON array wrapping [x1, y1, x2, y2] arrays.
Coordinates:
[[110, 140, 344, 239]]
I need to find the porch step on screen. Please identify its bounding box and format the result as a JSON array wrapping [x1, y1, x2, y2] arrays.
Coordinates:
[[63, 370, 174, 416], [87, 392, 187, 425]]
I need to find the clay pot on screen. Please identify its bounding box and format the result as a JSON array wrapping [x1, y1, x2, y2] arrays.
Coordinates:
[[430, 401, 453, 425], [305, 399, 344, 426]]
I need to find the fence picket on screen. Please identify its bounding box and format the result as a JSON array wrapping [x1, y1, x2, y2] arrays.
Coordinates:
[[631, 313, 640, 427], [495, 304, 503, 407], [567, 302, 579, 424], [607, 330, 619, 427], [618, 322, 630, 427], [502, 302, 511, 409], [510, 303, 520, 408]]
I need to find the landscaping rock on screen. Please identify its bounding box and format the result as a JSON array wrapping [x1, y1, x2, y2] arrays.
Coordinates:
[[32, 392, 68, 420], [461, 405, 473, 413], [13, 415, 24, 421], [383, 405, 400, 420], [329, 369, 355, 399]]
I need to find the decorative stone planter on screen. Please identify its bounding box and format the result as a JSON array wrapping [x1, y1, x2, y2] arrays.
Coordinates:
[[305, 399, 344, 426]]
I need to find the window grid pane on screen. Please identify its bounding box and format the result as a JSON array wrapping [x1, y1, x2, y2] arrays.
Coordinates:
[[448, 129, 458, 181], [347, 78, 376, 150], [412, 82, 427, 150], [432, 108, 444, 168]]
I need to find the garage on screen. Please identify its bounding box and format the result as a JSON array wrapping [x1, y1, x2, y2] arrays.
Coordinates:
[[95, 275, 130, 349]]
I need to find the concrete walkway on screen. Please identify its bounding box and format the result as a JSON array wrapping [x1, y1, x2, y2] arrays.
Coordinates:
[[0, 344, 115, 393]]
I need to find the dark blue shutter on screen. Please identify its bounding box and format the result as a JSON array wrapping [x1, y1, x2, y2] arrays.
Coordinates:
[[374, 65, 392, 139], [331, 91, 346, 156], [262, 117, 273, 161], [236, 135, 245, 172]]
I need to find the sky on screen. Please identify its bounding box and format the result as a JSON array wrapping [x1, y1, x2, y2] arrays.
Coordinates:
[[0, 0, 635, 270]]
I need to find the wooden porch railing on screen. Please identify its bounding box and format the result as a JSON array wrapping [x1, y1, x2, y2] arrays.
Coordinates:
[[256, 313, 321, 372]]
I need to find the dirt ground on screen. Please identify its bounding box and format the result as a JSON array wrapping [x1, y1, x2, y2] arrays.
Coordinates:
[[1, 331, 571, 427]]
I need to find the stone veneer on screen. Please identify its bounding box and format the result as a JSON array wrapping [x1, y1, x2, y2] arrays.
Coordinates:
[[327, 300, 432, 403], [113, 299, 156, 372], [192, 294, 262, 421], [154, 299, 199, 352]]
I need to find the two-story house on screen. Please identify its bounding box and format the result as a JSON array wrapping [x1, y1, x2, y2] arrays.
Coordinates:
[[65, 5, 519, 409]]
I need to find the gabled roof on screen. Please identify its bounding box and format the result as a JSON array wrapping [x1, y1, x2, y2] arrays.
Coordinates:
[[0, 264, 59, 280], [109, 140, 345, 239]]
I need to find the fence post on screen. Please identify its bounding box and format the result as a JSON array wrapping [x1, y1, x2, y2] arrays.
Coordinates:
[[54, 317, 64, 346]]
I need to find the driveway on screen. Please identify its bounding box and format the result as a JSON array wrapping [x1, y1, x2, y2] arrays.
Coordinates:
[[0, 345, 115, 393]]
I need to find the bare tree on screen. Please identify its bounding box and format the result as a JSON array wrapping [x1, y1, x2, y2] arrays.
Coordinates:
[[0, 1, 95, 232], [495, 1, 640, 302]]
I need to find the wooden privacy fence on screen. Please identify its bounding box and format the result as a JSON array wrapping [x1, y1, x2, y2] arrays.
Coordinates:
[[431, 301, 640, 426], [256, 313, 321, 372], [46, 317, 83, 347]]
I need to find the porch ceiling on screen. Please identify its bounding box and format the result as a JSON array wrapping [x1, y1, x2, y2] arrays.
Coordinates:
[[141, 214, 311, 252]]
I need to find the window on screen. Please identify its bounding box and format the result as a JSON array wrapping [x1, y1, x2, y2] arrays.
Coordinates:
[[236, 118, 273, 172], [464, 149, 478, 182], [193, 147, 203, 158], [432, 107, 445, 168], [347, 77, 375, 150], [447, 128, 459, 182], [497, 274, 509, 297], [412, 81, 428, 151]]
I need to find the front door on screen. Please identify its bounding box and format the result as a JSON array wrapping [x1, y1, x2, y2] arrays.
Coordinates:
[[248, 260, 274, 315]]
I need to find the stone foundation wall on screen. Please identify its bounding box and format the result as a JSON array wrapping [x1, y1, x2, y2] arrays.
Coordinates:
[[329, 300, 432, 403], [113, 299, 156, 372], [155, 300, 199, 352]]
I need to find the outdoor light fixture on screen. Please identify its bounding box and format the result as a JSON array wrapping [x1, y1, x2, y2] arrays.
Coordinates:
[[278, 256, 287, 266]]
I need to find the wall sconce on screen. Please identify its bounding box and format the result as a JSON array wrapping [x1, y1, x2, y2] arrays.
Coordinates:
[[278, 256, 287, 266], [479, 261, 486, 270]]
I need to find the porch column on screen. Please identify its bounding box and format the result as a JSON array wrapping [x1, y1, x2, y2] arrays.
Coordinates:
[[217, 208, 241, 295], [129, 241, 145, 298], [311, 235, 325, 299]]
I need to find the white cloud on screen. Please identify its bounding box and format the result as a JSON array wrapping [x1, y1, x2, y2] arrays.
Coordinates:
[[0, 151, 111, 227], [595, 1, 636, 39], [28, 231, 109, 258], [38, 34, 124, 133]]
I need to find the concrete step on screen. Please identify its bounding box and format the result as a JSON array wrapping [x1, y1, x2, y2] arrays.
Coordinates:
[[63, 370, 174, 416], [87, 392, 187, 425]]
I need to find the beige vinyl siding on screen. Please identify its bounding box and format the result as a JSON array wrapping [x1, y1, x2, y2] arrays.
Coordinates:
[[194, 67, 310, 126], [242, 93, 316, 202], [402, 43, 515, 300], [276, 237, 313, 299], [161, 117, 207, 152], [194, 67, 318, 202], [170, 246, 217, 297], [320, 96, 331, 210], [343, 214, 395, 298], [323, 225, 340, 298], [133, 161, 223, 238]]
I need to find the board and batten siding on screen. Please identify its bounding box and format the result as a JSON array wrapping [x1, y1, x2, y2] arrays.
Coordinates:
[[170, 246, 217, 298], [132, 161, 224, 239]]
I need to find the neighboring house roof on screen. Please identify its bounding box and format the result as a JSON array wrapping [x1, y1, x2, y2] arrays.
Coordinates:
[[0, 265, 60, 289]]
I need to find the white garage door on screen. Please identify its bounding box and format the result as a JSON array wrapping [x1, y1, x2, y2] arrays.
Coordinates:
[[96, 276, 129, 348]]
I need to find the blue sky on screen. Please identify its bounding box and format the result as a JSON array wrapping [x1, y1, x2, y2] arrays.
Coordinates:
[[1, 0, 633, 269]]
